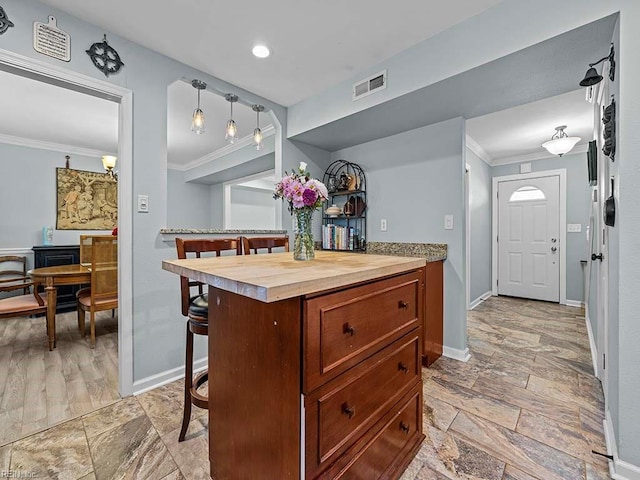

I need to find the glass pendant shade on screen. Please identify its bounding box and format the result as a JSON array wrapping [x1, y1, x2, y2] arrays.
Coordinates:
[[101, 155, 117, 170], [191, 79, 207, 135], [542, 126, 580, 157], [191, 108, 205, 134], [253, 127, 263, 150], [225, 119, 238, 143]]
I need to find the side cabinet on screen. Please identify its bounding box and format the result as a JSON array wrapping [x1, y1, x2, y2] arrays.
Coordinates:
[[32, 245, 81, 313], [423, 260, 443, 367]]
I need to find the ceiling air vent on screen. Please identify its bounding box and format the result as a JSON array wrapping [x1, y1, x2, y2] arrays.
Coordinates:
[[352, 70, 387, 101]]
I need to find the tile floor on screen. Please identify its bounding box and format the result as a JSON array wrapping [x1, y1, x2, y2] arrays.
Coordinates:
[[0, 297, 608, 479]]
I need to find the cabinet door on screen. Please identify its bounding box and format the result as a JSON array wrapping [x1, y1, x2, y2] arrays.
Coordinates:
[[423, 261, 443, 366]]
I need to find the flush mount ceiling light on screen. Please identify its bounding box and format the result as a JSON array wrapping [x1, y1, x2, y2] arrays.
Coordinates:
[[191, 79, 207, 134], [542, 126, 581, 157], [579, 43, 615, 87], [252, 104, 264, 150], [101, 155, 118, 181], [224, 94, 239, 144], [252, 44, 270, 58]]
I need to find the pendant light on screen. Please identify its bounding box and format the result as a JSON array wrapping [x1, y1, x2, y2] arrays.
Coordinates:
[[252, 104, 264, 150], [224, 94, 239, 143], [191, 80, 206, 134], [579, 43, 615, 87], [541, 126, 580, 157], [101, 155, 118, 180]]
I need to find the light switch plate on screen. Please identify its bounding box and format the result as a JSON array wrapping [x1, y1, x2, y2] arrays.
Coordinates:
[[380, 219, 387, 231], [520, 163, 532, 173], [567, 223, 582, 233], [137, 195, 149, 213], [444, 215, 454, 230]]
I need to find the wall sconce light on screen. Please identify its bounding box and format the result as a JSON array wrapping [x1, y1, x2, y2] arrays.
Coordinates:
[[191, 79, 207, 134], [541, 126, 580, 157], [101, 155, 118, 180], [579, 43, 615, 87], [224, 94, 239, 143], [252, 104, 264, 150]]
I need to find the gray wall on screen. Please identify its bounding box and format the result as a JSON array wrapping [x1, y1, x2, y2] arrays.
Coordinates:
[[491, 153, 591, 303], [166, 168, 212, 228], [229, 186, 275, 229], [331, 118, 467, 353], [0, 143, 112, 248], [465, 148, 492, 304]]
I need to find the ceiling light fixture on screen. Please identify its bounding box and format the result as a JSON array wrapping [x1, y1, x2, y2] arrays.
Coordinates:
[[542, 126, 580, 157], [252, 104, 264, 150], [101, 155, 118, 180], [191, 79, 207, 134], [579, 43, 615, 87], [252, 45, 270, 58], [224, 94, 239, 144]]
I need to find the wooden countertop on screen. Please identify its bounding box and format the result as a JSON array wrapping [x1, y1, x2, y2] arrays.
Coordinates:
[[162, 250, 426, 303]]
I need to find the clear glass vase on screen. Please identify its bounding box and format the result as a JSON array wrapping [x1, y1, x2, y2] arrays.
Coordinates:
[[293, 210, 315, 261]]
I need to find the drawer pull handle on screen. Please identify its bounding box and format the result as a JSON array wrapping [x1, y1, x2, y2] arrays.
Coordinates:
[[343, 323, 356, 336], [398, 362, 408, 373], [341, 403, 356, 419], [399, 422, 410, 434], [398, 300, 409, 310]]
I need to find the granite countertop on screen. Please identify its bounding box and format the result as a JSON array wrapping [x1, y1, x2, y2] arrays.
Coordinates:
[[160, 228, 288, 235], [162, 250, 426, 303], [366, 242, 447, 262]]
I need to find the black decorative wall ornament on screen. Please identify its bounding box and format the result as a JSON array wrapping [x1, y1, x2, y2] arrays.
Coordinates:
[[86, 34, 124, 77], [0, 6, 15, 35], [602, 96, 616, 161]]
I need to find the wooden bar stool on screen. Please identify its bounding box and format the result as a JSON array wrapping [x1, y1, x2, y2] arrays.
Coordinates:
[[241, 236, 290, 255], [175, 237, 241, 442]]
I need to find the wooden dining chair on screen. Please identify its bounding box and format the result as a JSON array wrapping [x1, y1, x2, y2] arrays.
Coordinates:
[[76, 236, 118, 348], [0, 280, 47, 320], [241, 236, 290, 255], [175, 237, 242, 442], [0, 255, 31, 295]]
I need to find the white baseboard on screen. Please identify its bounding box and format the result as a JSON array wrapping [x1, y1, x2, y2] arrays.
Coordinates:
[[469, 291, 492, 310], [585, 313, 598, 377], [132, 357, 207, 396], [442, 346, 471, 362], [604, 410, 640, 479], [565, 299, 584, 308]]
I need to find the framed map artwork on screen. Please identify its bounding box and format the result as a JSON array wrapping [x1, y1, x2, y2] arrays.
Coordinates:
[[56, 168, 117, 230]]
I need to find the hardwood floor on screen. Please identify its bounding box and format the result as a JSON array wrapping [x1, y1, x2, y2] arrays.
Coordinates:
[[0, 309, 119, 446], [0, 297, 608, 479]]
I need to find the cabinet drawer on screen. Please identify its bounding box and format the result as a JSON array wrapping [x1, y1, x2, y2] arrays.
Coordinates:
[[304, 270, 422, 392], [305, 334, 420, 477], [333, 387, 422, 480]]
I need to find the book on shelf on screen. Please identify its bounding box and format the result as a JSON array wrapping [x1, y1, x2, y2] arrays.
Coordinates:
[[322, 224, 358, 251]]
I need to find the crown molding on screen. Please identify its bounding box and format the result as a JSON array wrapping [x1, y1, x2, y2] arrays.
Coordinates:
[[168, 124, 276, 171], [0, 133, 114, 158], [465, 134, 492, 166], [490, 143, 589, 167]]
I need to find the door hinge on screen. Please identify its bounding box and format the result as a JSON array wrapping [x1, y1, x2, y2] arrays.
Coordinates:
[[603, 353, 606, 370], [497, 235, 499, 243], [497, 279, 499, 287]]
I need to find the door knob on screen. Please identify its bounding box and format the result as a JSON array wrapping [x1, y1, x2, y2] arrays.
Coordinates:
[[551, 246, 557, 252], [592, 253, 604, 261]]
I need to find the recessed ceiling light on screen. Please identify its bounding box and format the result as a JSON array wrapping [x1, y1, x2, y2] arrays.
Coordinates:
[[252, 45, 270, 58]]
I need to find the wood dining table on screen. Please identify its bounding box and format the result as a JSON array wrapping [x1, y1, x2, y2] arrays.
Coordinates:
[[29, 264, 91, 351]]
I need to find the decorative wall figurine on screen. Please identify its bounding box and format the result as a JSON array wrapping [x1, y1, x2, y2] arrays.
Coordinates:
[[86, 34, 124, 77], [0, 6, 14, 35]]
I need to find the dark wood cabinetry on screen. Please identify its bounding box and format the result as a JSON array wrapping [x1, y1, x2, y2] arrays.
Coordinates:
[[423, 260, 444, 367], [32, 245, 81, 313]]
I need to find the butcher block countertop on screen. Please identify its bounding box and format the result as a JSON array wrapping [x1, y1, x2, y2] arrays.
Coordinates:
[[162, 250, 426, 303]]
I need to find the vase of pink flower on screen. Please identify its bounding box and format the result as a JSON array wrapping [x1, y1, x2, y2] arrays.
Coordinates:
[[274, 162, 328, 260]]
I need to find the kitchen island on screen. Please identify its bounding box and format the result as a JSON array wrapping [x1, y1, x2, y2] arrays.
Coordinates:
[[162, 250, 427, 479]]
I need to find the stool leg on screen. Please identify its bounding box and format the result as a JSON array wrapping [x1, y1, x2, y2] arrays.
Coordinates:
[[179, 322, 194, 442]]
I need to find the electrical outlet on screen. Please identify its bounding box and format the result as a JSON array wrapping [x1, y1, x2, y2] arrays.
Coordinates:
[[137, 195, 149, 213], [380, 219, 387, 231], [567, 223, 582, 233], [444, 215, 454, 230]]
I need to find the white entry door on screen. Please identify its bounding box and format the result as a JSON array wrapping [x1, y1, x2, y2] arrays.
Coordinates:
[[498, 175, 560, 302]]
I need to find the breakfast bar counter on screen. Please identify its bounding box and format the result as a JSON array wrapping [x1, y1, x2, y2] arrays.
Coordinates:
[[162, 251, 427, 479]]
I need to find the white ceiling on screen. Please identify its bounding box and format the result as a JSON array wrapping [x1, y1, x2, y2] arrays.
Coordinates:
[[0, 69, 118, 154], [466, 89, 594, 161], [167, 81, 272, 166], [37, 0, 502, 106]]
